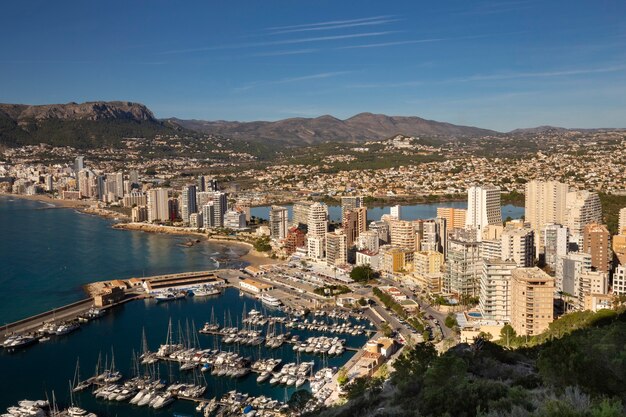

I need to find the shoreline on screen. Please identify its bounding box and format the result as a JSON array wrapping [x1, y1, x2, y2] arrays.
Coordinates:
[[112, 222, 279, 268], [1, 193, 276, 269]]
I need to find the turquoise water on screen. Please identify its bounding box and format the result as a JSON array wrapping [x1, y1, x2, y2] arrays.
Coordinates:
[[251, 202, 524, 222], [0, 287, 369, 414], [0, 196, 247, 324]]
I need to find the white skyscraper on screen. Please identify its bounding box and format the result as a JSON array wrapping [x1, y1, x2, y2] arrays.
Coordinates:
[[269, 206, 289, 240], [390, 205, 401, 220], [181, 184, 198, 225], [147, 188, 169, 222], [565, 190, 602, 249], [465, 185, 502, 239], [212, 191, 228, 227], [500, 227, 535, 267], [307, 202, 328, 238], [543, 223, 569, 270], [479, 259, 517, 321]]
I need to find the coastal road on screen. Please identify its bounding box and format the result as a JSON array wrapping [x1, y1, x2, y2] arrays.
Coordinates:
[[378, 277, 453, 339]]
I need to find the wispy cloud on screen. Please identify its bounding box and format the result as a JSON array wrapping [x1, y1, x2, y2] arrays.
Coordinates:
[[447, 64, 626, 82], [233, 71, 352, 92], [337, 33, 516, 50], [159, 31, 398, 55], [268, 18, 401, 35], [266, 16, 395, 31], [252, 48, 318, 57]]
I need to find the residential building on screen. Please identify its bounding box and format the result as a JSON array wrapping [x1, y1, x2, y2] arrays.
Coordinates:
[[577, 271, 609, 311], [285, 227, 306, 255], [565, 190, 602, 249], [525, 180, 569, 251], [369, 220, 390, 244], [613, 265, 626, 295], [224, 210, 246, 229], [479, 259, 517, 321], [131, 205, 148, 222], [269, 206, 289, 240], [444, 229, 481, 296], [356, 250, 380, 270], [510, 267, 554, 336], [543, 223, 568, 271], [619, 207, 626, 233], [380, 245, 414, 274], [307, 236, 325, 260], [326, 229, 348, 267], [167, 197, 179, 221], [390, 205, 401, 220], [122, 191, 147, 208], [436, 207, 467, 229], [202, 203, 215, 227], [501, 226, 535, 267], [555, 252, 592, 296], [341, 195, 362, 218], [465, 185, 502, 239], [307, 202, 328, 238], [356, 230, 380, 253], [390, 220, 416, 251], [147, 188, 169, 222], [293, 200, 314, 227], [613, 232, 626, 265], [181, 184, 197, 225], [582, 223, 611, 273], [189, 212, 203, 228], [74, 156, 85, 173], [212, 191, 228, 227]]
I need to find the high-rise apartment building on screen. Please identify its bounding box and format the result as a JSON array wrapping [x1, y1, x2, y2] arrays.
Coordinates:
[[390, 205, 401, 220], [613, 265, 626, 295], [510, 267, 554, 336], [269, 206, 289, 240], [555, 252, 592, 296], [326, 230, 348, 267], [500, 227, 535, 267], [224, 210, 246, 229], [147, 188, 169, 222], [436, 207, 467, 229], [181, 184, 198, 225], [412, 250, 444, 292], [202, 203, 215, 228], [465, 185, 502, 239], [525, 180, 569, 251], [444, 229, 482, 296], [369, 220, 390, 244], [307, 202, 328, 238], [74, 156, 85, 173], [577, 271, 609, 311], [212, 192, 228, 227], [390, 220, 416, 251], [356, 230, 379, 253], [582, 223, 611, 273], [479, 259, 517, 321], [566, 190, 602, 249], [543, 223, 568, 271], [341, 196, 362, 218], [293, 201, 314, 227]]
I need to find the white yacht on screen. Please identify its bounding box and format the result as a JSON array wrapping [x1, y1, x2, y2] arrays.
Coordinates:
[[260, 293, 282, 307]]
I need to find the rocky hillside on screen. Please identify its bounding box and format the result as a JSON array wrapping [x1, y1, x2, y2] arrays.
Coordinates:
[[169, 112, 499, 144], [0, 101, 181, 148]]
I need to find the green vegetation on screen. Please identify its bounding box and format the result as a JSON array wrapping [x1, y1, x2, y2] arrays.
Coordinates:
[[309, 309, 626, 417], [599, 192, 626, 234], [500, 190, 525, 206], [252, 236, 272, 252], [373, 287, 424, 333], [350, 265, 379, 282], [313, 285, 351, 297], [444, 313, 458, 329]]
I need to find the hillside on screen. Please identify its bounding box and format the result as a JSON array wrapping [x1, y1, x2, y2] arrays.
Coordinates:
[[305, 309, 626, 417], [168, 112, 499, 144], [0, 101, 183, 148]]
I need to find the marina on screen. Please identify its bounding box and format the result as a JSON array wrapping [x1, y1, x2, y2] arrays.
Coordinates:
[[0, 287, 373, 415]]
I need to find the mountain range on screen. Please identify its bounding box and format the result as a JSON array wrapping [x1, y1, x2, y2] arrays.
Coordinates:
[[167, 112, 498, 144], [0, 100, 621, 148]]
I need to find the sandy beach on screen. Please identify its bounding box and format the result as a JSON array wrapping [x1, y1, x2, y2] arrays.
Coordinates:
[[0, 192, 91, 208]]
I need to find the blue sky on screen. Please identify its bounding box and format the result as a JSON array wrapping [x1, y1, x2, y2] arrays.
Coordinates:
[[1, 0, 625, 131]]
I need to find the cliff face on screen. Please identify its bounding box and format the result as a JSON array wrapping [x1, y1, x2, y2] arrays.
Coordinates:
[[0, 101, 174, 148], [0, 101, 156, 125]]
